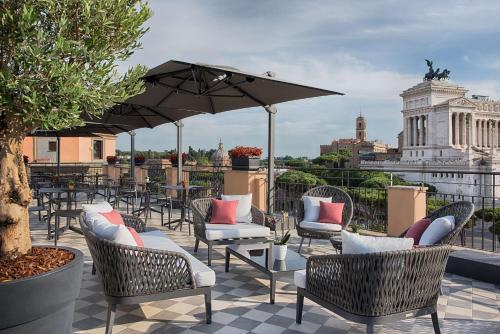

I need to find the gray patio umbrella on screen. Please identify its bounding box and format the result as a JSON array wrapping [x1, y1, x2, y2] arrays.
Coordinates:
[[116, 60, 344, 213]]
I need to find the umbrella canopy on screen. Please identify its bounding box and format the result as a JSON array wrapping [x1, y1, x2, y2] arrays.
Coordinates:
[[129, 60, 342, 114], [114, 60, 344, 212]]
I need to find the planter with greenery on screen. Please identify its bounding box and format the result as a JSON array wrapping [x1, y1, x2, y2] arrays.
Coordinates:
[[0, 1, 151, 333], [272, 231, 291, 261], [229, 146, 263, 171]]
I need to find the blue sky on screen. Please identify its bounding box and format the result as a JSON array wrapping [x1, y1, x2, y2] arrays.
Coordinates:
[[117, 0, 500, 157]]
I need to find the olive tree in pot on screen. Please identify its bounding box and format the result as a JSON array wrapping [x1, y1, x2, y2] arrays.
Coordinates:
[[0, 1, 151, 333]]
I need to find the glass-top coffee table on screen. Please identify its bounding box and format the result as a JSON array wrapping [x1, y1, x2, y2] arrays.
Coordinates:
[[225, 242, 306, 304]]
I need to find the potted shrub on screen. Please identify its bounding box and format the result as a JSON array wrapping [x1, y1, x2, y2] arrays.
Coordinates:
[[23, 155, 29, 164], [272, 231, 291, 261], [106, 155, 118, 165], [134, 154, 146, 166], [229, 146, 263, 171], [169, 152, 188, 166], [67, 179, 76, 191]]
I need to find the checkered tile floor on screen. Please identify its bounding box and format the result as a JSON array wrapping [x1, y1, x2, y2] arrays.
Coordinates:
[[29, 200, 500, 333]]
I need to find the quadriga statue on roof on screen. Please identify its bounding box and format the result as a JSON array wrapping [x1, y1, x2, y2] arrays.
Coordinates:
[[424, 59, 450, 81]]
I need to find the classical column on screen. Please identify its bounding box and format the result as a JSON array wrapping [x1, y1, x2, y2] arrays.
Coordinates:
[[461, 113, 466, 146], [420, 116, 425, 146], [482, 120, 487, 147], [404, 117, 409, 146], [453, 113, 459, 146], [412, 117, 417, 146], [487, 120, 491, 147]]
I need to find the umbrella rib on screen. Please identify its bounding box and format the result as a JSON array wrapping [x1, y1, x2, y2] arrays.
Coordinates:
[[140, 105, 178, 123], [202, 70, 216, 114], [143, 68, 190, 81], [232, 85, 268, 107], [155, 74, 192, 107], [156, 81, 197, 95]]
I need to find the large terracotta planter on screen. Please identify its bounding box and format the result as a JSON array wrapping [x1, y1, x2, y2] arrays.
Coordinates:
[[231, 156, 260, 171], [0, 246, 84, 334]]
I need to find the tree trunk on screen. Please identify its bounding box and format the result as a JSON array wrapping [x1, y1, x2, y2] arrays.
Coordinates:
[[0, 134, 32, 259]]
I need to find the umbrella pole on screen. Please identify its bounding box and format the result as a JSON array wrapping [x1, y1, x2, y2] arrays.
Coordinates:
[[266, 105, 277, 214], [130, 131, 136, 180], [56, 134, 61, 176], [176, 121, 183, 184]]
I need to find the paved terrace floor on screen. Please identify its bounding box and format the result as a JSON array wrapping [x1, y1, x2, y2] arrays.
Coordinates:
[[30, 203, 500, 334]]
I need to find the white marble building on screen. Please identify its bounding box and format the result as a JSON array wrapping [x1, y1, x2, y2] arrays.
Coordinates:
[[362, 79, 500, 198]]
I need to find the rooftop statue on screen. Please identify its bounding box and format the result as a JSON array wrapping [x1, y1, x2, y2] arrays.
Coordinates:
[[424, 59, 450, 81]]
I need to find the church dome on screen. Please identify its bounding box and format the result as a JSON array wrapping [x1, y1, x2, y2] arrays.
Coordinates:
[[212, 139, 230, 167]]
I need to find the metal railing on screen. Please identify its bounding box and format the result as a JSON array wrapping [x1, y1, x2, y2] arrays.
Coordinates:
[[272, 166, 500, 253]]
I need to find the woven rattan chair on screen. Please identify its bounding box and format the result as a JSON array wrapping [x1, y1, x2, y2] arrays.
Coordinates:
[[401, 201, 474, 245], [191, 197, 269, 266], [296, 185, 353, 253], [79, 214, 212, 334], [296, 245, 452, 334]]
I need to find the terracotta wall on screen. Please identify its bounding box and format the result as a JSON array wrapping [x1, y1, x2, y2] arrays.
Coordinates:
[[22, 137, 34, 161], [223, 170, 267, 211]]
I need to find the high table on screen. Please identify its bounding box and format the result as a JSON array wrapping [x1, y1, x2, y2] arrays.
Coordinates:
[[158, 184, 207, 232], [38, 187, 88, 245]]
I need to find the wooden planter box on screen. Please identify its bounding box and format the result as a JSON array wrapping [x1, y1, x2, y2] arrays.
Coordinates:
[[231, 157, 260, 171]]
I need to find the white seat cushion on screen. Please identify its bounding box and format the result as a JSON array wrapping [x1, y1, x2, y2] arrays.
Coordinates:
[[221, 194, 252, 223], [139, 230, 215, 287], [82, 201, 113, 214], [342, 230, 414, 254], [204, 223, 270, 241], [419, 215, 455, 246], [294, 269, 306, 289], [299, 221, 342, 232]]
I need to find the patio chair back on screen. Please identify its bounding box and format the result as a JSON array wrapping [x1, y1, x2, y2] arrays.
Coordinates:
[[79, 215, 195, 299], [303, 244, 451, 319], [297, 185, 353, 228], [399, 201, 474, 245]]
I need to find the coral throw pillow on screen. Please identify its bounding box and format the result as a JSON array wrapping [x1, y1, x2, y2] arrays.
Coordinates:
[[405, 218, 432, 245], [99, 210, 125, 225], [127, 227, 144, 247], [318, 201, 344, 224], [210, 199, 238, 225]]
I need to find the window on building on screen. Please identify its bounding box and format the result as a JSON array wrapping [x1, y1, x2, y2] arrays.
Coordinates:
[[48, 141, 57, 152], [416, 151, 418, 157], [410, 151, 412, 157], [422, 151, 424, 156], [440, 150, 442, 157], [93, 140, 103, 160]]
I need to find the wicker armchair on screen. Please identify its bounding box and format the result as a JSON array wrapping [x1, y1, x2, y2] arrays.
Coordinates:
[[296, 245, 452, 334], [79, 214, 212, 334], [296, 185, 353, 253], [191, 198, 268, 266]]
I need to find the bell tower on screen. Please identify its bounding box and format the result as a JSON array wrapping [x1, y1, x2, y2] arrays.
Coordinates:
[[356, 113, 367, 142]]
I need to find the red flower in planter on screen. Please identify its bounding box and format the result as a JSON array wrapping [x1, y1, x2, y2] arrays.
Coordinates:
[[228, 146, 263, 158], [106, 156, 117, 164], [169, 153, 188, 164], [134, 155, 146, 164]]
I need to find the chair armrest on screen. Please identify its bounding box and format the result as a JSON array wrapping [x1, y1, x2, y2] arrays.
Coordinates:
[[305, 245, 451, 317], [122, 214, 147, 233], [251, 206, 265, 226], [191, 198, 212, 237], [88, 239, 197, 297]]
